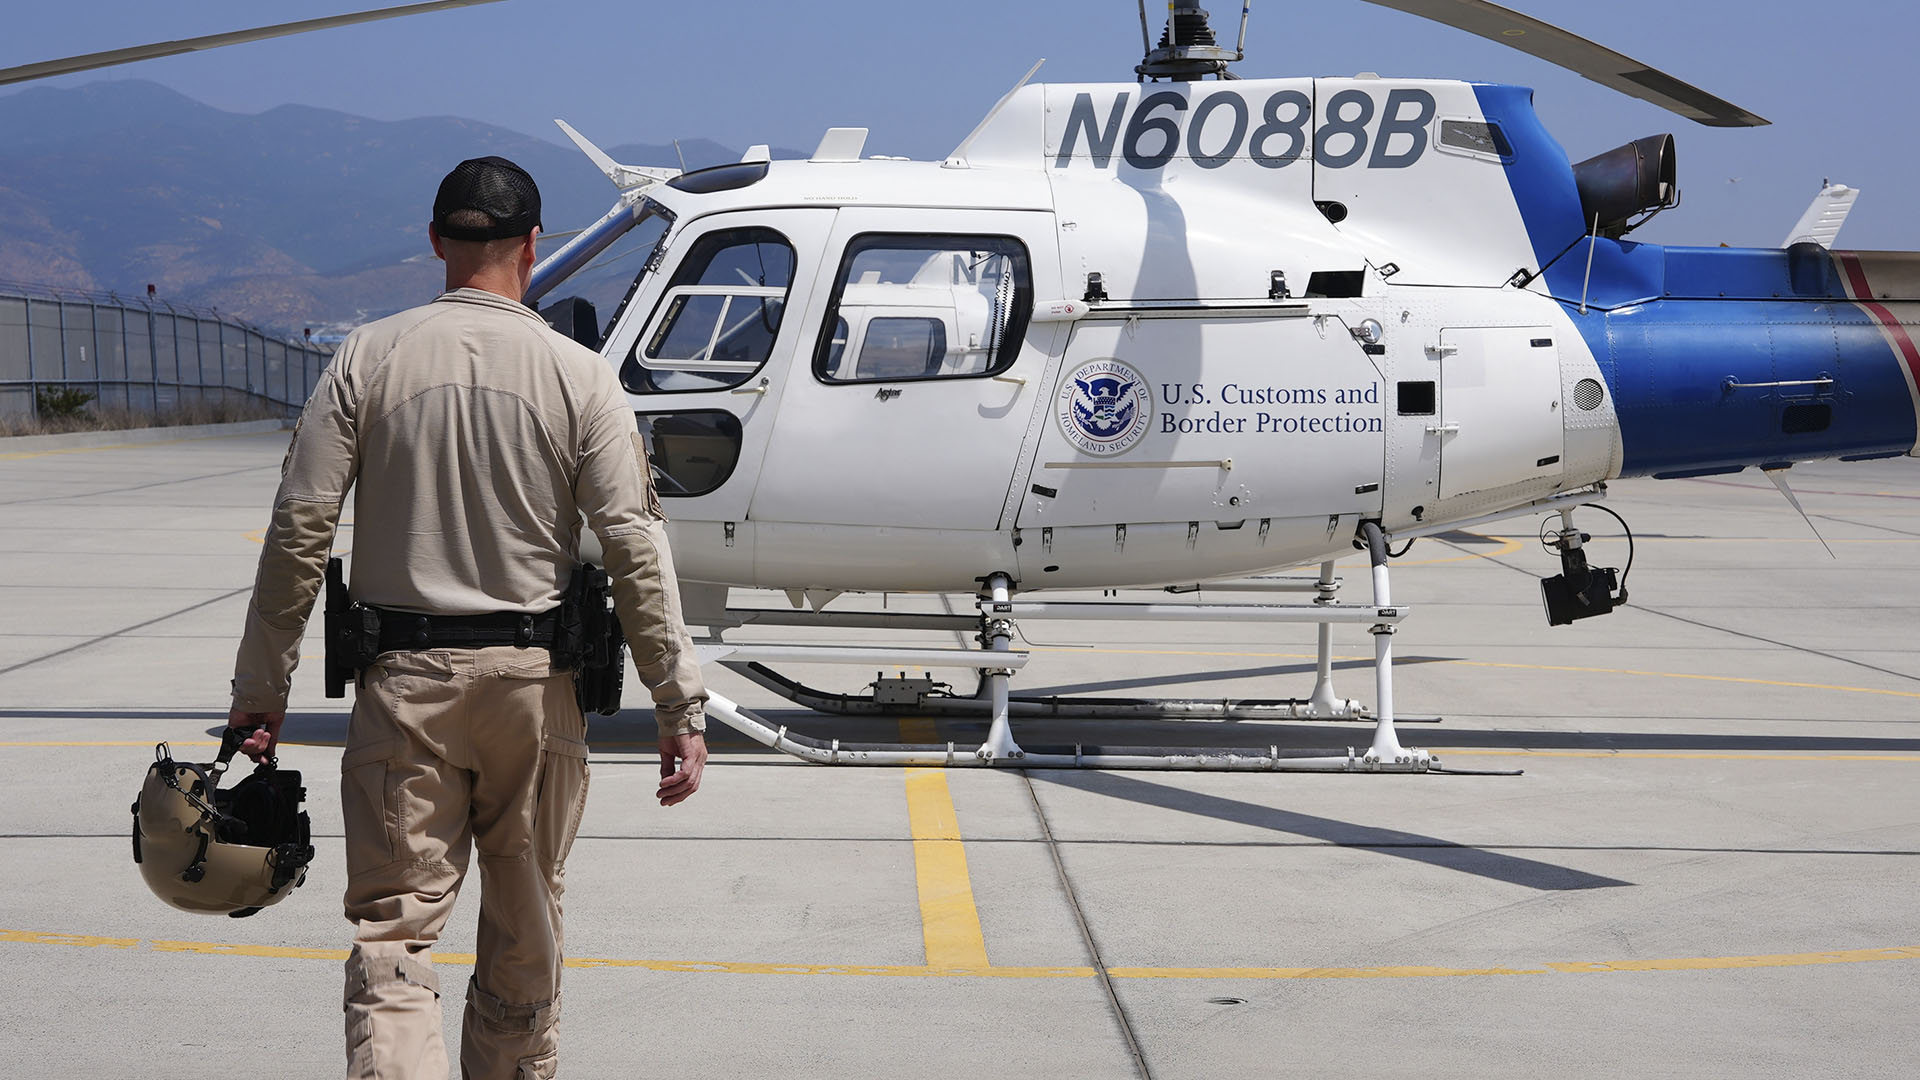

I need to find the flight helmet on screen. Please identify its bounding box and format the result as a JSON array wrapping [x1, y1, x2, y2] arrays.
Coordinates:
[[131, 729, 315, 918]]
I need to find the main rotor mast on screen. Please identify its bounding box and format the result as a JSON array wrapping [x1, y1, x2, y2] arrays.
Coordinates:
[[1137, 2, 1250, 81]]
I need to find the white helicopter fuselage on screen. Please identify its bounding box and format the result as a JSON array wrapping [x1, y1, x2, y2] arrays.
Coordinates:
[[586, 76, 1920, 594]]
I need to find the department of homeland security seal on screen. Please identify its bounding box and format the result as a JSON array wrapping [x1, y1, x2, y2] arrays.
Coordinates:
[[1056, 358, 1153, 457]]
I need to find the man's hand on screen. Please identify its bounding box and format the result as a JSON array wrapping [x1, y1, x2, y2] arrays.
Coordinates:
[[657, 732, 707, 807], [228, 708, 286, 763]]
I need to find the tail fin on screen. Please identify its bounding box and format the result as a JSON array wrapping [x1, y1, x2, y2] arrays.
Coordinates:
[[1784, 182, 1859, 248]]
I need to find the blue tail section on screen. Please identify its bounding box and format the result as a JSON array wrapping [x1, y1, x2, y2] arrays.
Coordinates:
[[1476, 83, 1920, 479], [1579, 286, 1917, 477]]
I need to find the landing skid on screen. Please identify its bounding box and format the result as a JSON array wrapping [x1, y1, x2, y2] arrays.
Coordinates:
[[725, 659, 1448, 724], [697, 525, 1478, 773]]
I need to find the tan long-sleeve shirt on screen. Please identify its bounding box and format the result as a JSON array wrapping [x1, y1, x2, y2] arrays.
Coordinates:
[[231, 287, 707, 737]]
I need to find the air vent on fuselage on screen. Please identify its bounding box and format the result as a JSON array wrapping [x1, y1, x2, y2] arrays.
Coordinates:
[[1305, 271, 1365, 299], [1782, 403, 1832, 435]]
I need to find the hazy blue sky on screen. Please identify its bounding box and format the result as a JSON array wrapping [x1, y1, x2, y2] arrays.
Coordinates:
[[5, 1, 1917, 249]]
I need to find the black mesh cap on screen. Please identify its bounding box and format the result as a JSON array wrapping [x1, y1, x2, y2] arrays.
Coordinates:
[[432, 156, 542, 241]]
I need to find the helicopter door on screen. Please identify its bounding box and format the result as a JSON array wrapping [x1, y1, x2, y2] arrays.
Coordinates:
[[605, 210, 835, 531], [748, 209, 1057, 530], [1435, 327, 1564, 499]]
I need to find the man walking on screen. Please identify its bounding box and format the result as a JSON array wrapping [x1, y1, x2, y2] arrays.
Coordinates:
[[225, 156, 708, 1078]]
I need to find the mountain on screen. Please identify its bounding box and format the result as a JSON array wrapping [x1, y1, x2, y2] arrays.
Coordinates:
[[0, 81, 803, 333]]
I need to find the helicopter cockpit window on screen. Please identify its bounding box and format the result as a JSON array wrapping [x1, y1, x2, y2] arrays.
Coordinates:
[[622, 227, 795, 394], [813, 234, 1031, 384]]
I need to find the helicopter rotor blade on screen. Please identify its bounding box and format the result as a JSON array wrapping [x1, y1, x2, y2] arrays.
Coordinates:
[[1360, 0, 1768, 127], [0, 0, 506, 88]]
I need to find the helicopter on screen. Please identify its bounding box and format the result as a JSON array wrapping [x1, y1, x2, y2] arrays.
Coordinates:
[[8, 2, 1915, 774], [518, 2, 1920, 772]]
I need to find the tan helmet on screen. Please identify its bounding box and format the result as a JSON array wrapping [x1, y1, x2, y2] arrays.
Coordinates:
[[132, 732, 315, 918]]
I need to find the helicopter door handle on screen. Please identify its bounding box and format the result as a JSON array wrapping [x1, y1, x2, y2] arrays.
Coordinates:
[[1426, 422, 1460, 436], [991, 374, 1028, 386], [732, 378, 769, 396]]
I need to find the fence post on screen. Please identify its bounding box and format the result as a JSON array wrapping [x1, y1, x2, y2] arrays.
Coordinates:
[[175, 304, 187, 409], [89, 300, 101, 409], [148, 299, 159, 412], [192, 313, 203, 407], [24, 298, 36, 415]]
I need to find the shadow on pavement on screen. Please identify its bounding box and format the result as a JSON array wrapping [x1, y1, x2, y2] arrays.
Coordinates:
[[1030, 769, 1632, 892]]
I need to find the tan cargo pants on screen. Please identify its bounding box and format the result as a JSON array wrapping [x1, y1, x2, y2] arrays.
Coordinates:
[[339, 645, 590, 1080]]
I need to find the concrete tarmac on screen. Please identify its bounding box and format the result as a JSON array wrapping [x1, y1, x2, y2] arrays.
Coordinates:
[[2, 428, 1916, 1078]]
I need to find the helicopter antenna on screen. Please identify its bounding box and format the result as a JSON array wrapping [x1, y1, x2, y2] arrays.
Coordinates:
[[1137, 2, 1247, 82]]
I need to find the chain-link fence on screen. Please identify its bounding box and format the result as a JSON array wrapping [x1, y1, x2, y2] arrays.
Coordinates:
[[0, 280, 334, 419]]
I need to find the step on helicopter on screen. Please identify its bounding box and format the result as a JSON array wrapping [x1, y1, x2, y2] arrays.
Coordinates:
[[11, 1, 1914, 774]]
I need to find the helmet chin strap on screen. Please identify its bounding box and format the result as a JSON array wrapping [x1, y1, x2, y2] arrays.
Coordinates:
[[152, 743, 223, 821]]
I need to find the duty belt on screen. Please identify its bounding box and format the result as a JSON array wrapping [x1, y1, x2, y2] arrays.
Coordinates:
[[372, 607, 562, 653]]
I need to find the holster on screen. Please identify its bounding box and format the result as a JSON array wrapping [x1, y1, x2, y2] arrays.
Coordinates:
[[323, 557, 381, 698], [562, 564, 626, 716]]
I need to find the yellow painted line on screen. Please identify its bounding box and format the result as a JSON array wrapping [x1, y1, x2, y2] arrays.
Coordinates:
[[1546, 946, 1920, 974], [1106, 964, 1546, 980], [1436, 750, 1920, 763], [903, 767, 991, 969], [153, 938, 352, 961], [2, 930, 141, 950], [8, 929, 1917, 981], [565, 959, 1091, 978], [898, 717, 938, 743]]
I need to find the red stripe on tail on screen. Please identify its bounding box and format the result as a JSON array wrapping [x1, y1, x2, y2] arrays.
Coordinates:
[[1839, 253, 1920, 396]]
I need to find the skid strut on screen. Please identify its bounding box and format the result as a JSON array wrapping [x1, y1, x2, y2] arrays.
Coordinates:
[[696, 525, 1437, 772], [716, 559, 1391, 723]]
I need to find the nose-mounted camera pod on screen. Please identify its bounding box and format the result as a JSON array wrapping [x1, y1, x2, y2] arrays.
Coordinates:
[[1539, 510, 1632, 626]]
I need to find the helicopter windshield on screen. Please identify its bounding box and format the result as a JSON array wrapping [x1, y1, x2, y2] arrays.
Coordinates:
[[622, 226, 796, 394]]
